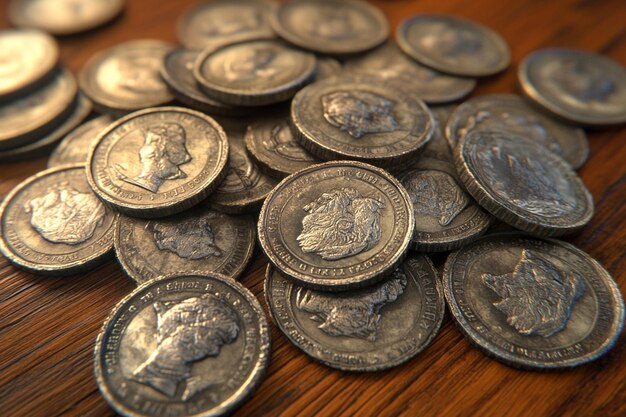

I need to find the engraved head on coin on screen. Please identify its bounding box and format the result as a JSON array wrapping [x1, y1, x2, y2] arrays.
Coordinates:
[[263, 119, 314, 162]]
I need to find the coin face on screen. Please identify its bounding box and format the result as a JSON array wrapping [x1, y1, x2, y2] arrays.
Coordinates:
[[271, 0, 389, 56], [177, 0, 277, 49], [79, 40, 174, 115], [265, 254, 445, 371], [519, 48, 626, 126], [94, 274, 271, 417], [194, 39, 317, 106], [397, 15, 510, 77], [454, 130, 594, 236], [0, 164, 116, 275], [9, 0, 124, 35], [446, 94, 589, 169], [344, 42, 476, 104], [87, 107, 229, 218], [0, 29, 58, 99], [258, 161, 414, 291], [443, 233, 625, 369], [291, 75, 435, 166], [48, 115, 112, 168]]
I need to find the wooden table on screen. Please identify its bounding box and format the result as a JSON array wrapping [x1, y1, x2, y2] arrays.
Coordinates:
[[1, 1, 625, 416]]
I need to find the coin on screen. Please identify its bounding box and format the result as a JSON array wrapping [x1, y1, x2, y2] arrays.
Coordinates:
[[445, 94, 589, 169], [344, 42, 476, 104], [0, 68, 77, 150], [48, 115, 112, 168], [9, 0, 124, 35], [443, 233, 625, 369], [194, 39, 317, 106], [258, 160, 414, 291], [177, 0, 277, 49], [271, 0, 388, 56], [519, 48, 626, 126], [0, 29, 58, 100], [397, 15, 510, 77], [87, 107, 229, 218], [79, 40, 174, 116], [454, 130, 594, 236], [94, 273, 271, 417], [265, 253, 445, 371], [0, 164, 116, 275], [291, 75, 435, 166], [316, 57, 343, 80]]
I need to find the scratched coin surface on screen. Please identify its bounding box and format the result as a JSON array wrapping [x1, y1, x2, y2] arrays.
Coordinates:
[[519, 48, 626, 126], [48, 115, 113, 168], [271, 0, 389, 56], [79, 40, 174, 115], [87, 107, 229, 218], [454, 130, 594, 236], [94, 273, 271, 417], [446, 94, 589, 169], [258, 161, 414, 291], [443, 233, 625, 369], [397, 14, 510, 77], [344, 42, 476, 104], [265, 254, 445, 371], [0, 164, 116, 275]]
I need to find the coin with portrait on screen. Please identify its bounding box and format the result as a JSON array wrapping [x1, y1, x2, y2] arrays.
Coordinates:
[[48, 115, 113, 168]]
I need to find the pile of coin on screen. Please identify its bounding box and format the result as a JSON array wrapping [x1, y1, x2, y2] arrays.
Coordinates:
[[1, 0, 625, 416]]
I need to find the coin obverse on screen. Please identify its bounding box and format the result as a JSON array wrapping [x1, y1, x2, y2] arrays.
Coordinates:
[[115, 206, 256, 284], [94, 273, 271, 417], [87, 107, 229, 218], [0, 164, 116, 275], [397, 14, 510, 77], [519, 48, 626, 126], [454, 130, 594, 236], [265, 254, 445, 371], [48, 115, 113, 168], [258, 160, 415, 291], [443, 233, 625, 369]]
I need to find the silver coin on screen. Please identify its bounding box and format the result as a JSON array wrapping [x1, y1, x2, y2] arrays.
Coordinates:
[[194, 39, 317, 106], [265, 254, 444, 371], [291, 74, 435, 166], [94, 273, 271, 417], [519, 48, 626, 126], [443, 233, 625, 369], [0, 164, 116, 275], [48, 115, 112, 168], [445, 94, 589, 169], [9, 0, 124, 35], [454, 130, 594, 236], [344, 42, 476, 104], [79, 40, 175, 116], [271, 0, 389, 56], [397, 14, 510, 77], [87, 107, 229, 218]]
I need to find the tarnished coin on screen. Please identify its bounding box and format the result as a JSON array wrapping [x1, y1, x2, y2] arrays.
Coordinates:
[[258, 161, 414, 291], [316, 57, 343, 80], [344, 42, 476, 104], [79, 40, 174, 116], [0, 164, 116, 275], [87, 107, 229, 218], [0, 29, 58, 100], [446, 94, 589, 169], [0, 68, 77, 150], [9, 0, 124, 35], [443, 233, 625, 369], [194, 39, 317, 106], [177, 0, 277, 49], [291, 75, 435, 166], [115, 206, 255, 284], [519, 48, 626, 126], [397, 15, 510, 77], [271, 0, 388, 56], [94, 273, 271, 417], [265, 254, 445, 371], [48, 115, 112, 168], [454, 130, 594, 236]]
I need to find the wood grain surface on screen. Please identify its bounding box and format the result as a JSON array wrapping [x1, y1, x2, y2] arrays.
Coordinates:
[[1, 1, 625, 416]]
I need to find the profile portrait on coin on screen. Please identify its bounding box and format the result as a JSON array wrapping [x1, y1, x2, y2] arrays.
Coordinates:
[[223, 47, 278, 82], [114, 53, 165, 94], [221, 147, 261, 190], [263, 121, 315, 162], [152, 212, 222, 260], [548, 59, 615, 105], [421, 22, 482, 58]]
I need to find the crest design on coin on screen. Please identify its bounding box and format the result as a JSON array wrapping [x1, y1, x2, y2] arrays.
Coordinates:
[[264, 120, 315, 162], [152, 213, 222, 260]]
